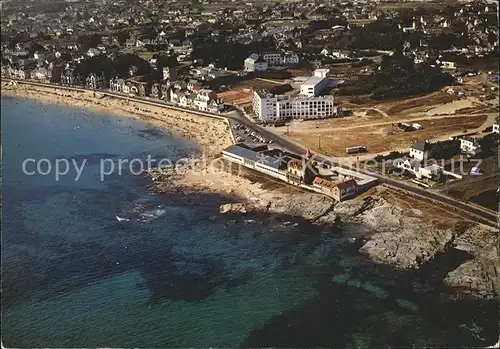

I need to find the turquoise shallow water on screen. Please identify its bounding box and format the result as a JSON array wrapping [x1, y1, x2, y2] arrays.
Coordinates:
[[1, 96, 498, 347]]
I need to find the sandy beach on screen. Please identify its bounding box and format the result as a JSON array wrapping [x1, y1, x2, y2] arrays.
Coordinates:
[[1, 82, 233, 159]]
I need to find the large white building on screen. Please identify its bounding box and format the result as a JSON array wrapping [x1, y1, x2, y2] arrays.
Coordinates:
[[252, 69, 342, 123], [253, 90, 341, 123], [299, 69, 330, 97], [277, 95, 337, 119]]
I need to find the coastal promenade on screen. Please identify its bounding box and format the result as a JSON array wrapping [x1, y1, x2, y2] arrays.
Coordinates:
[[4, 79, 498, 228]]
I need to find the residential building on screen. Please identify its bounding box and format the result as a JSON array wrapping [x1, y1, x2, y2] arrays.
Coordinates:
[[151, 83, 161, 99], [460, 137, 481, 155], [30, 67, 51, 82], [244, 53, 268, 72], [440, 61, 456, 69], [61, 69, 82, 85], [86, 73, 106, 89], [282, 52, 299, 65], [192, 89, 224, 113], [87, 48, 101, 57], [395, 158, 443, 181], [409, 141, 432, 161], [163, 67, 177, 81], [492, 124, 499, 134], [262, 52, 282, 66]]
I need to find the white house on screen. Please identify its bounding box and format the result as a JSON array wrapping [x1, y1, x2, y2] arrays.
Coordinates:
[[395, 158, 443, 181], [330, 50, 351, 59], [409, 141, 432, 161], [244, 53, 268, 72], [492, 124, 499, 134], [460, 137, 481, 155], [192, 89, 224, 112], [87, 48, 101, 57]]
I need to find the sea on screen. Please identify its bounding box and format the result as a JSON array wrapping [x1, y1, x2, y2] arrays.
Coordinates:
[[1, 96, 498, 348]]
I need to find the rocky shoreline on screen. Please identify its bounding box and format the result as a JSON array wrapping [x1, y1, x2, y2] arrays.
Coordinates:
[[146, 163, 499, 300]]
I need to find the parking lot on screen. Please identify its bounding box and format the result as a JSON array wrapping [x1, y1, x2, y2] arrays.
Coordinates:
[[231, 121, 274, 145]]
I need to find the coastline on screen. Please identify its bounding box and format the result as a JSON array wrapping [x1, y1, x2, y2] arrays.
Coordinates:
[[3, 82, 499, 301], [1, 82, 233, 159]]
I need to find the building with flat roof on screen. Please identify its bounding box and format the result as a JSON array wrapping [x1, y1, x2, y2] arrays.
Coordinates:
[[253, 89, 341, 122], [299, 69, 330, 97], [221, 143, 378, 201]]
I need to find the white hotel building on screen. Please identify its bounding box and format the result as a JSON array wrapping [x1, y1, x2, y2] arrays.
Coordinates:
[[253, 69, 341, 122]]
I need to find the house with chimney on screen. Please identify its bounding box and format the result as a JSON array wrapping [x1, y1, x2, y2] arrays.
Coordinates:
[[409, 140, 432, 161]]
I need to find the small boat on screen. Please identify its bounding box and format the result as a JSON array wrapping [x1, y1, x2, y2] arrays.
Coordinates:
[[116, 215, 130, 222]]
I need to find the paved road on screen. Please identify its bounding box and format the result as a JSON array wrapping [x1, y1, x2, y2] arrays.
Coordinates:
[[7, 80, 498, 227]]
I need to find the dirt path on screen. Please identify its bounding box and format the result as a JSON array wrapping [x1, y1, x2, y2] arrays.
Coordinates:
[[358, 107, 389, 118]]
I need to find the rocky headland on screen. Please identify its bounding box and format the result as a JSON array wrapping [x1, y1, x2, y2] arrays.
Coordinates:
[[146, 162, 499, 300]]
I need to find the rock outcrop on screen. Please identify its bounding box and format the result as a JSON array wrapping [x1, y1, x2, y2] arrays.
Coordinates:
[[219, 203, 249, 214], [219, 193, 335, 221], [444, 224, 499, 299], [267, 193, 335, 220], [339, 196, 456, 270]]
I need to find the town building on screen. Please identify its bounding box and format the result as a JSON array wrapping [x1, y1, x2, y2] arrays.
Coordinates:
[[460, 137, 481, 155], [163, 67, 177, 81], [395, 158, 443, 181], [253, 88, 341, 123], [244, 53, 268, 72], [492, 123, 499, 134], [86, 72, 106, 89], [221, 143, 377, 201], [300, 69, 330, 97], [312, 177, 358, 202], [409, 141, 432, 161], [192, 89, 224, 113], [282, 52, 299, 65], [262, 52, 283, 66]]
